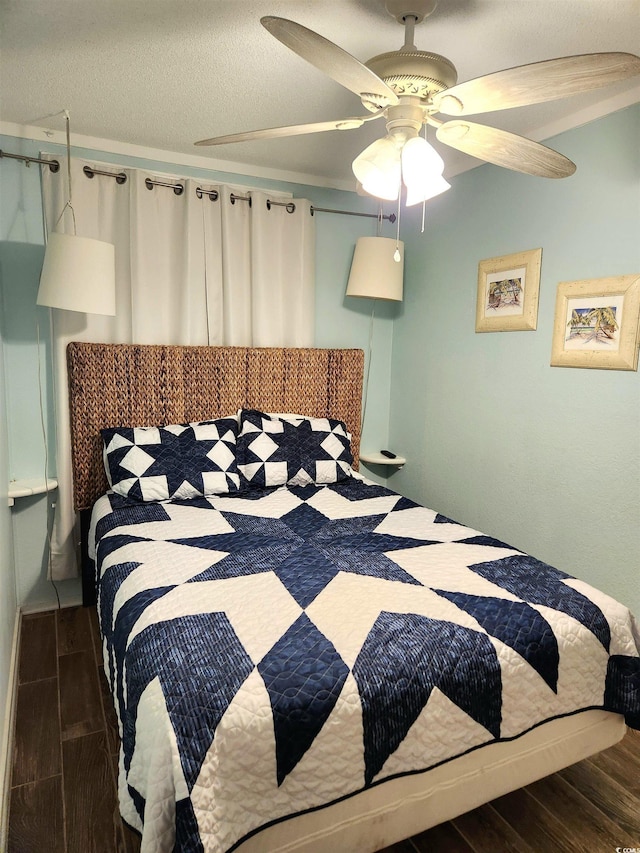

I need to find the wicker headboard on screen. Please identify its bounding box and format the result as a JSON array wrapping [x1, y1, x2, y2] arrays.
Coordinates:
[[67, 342, 364, 511]]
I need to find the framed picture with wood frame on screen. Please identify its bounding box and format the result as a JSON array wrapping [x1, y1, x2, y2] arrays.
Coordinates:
[[476, 248, 542, 332], [550, 273, 640, 370]]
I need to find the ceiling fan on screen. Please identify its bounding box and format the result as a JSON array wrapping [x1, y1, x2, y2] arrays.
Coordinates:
[[195, 0, 640, 205]]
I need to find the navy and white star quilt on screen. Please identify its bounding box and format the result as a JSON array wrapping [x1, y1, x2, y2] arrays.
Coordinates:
[[90, 478, 640, 853]]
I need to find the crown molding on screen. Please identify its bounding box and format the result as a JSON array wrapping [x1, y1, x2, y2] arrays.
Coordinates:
[[0, 121, 356, 192]]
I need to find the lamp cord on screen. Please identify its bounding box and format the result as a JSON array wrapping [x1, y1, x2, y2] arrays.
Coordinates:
[[360, 303, 375, 436], [395, 191, 402, 259], [36, 319, 61, 609], [360, 204, 385, 440]]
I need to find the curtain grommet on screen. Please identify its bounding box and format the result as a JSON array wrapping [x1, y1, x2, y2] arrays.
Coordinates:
[[196, 188, 219, 201]]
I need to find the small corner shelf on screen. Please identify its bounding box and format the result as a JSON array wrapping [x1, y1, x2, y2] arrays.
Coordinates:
[[359, 451, 406, 468], [8, 478, 58, 507]]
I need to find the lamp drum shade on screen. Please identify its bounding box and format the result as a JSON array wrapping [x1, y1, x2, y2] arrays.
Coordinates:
[[346, 236, 404, 301], [37, 232, 116, 315]]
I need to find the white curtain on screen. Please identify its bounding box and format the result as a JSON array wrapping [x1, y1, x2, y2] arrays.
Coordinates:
[[41, 157, 315, 579]]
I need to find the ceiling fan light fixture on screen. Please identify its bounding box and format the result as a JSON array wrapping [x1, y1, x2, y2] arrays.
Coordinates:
[[361, 171, 402, 201], [405, 172, 451, 206], [401, 135, 445, 177], [401, 135, 450, 206], [352, 136, 402, 201]]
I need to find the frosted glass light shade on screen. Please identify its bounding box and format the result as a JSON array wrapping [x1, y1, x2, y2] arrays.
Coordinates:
[[401, 136, 451, 206], [37, 232, 116, 315], [352, 137, 401, 201], [361, 172, 401, 202], [405, 173, 452, 206], [401, 136, 445, 179], [346, 236, 404, 302]]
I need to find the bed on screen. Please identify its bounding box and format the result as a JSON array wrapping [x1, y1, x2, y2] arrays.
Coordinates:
[[67, 342, 640, 853]]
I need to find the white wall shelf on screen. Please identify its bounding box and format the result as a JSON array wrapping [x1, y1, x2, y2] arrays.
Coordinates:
[[8, 478, 58, 507], [360, 451, 406, 468]]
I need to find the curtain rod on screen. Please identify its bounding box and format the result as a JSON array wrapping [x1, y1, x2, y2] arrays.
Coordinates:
[[311, 205, 396, 223], [12, 154, 396, 223], [76, 168, 397, 222], [0, 150, 60, 172], [84, 167, 219, 199], [238, 193, 397, 223], [84, 165, 126, 184]]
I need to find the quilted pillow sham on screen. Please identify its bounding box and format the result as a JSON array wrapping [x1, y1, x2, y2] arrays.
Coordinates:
[[237, 409, 353, 488], [101, 417, 240, 502]]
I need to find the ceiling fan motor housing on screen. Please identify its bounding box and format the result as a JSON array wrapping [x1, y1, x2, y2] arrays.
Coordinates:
[[362, 50, 458, 110]]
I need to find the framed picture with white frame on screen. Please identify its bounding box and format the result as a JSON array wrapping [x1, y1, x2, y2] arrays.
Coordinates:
[[550, 273, 640, 370], [476, 248, 542, 332]]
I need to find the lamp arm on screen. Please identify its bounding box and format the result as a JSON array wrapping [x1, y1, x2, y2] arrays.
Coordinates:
[[52, 109, 77, 234]]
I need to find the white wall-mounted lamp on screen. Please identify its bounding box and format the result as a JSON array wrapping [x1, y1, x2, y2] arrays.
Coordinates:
[[346, 236, 404, 302], [36, 110, 116, 316], [37, 232, 116, 315]]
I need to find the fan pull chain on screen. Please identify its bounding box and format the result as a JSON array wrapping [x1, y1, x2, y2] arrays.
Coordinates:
[[394, 191, 401, 262], [420, 124, 428, 233]]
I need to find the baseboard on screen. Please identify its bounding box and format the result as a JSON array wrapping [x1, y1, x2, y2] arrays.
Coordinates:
[[20, 596, 81, 616], [0, 608, 21, 853], [19, 577, 83, 615]]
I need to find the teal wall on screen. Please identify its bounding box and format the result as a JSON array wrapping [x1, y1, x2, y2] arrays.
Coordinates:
[[0, 134, 396, 608], [0, 155, 60, 606], [390, 105, 640, 616]]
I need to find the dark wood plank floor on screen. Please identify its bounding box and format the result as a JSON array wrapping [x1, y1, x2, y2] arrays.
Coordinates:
[[8, 606, 640, 852], [8, 607, 139, 853]]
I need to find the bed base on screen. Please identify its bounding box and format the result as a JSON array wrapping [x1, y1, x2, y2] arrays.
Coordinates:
[[238, 710, 625, 852], [79, 509, 95, 606]]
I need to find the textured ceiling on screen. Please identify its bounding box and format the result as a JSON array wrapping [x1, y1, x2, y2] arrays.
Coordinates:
[[1, 0, 639, 188]]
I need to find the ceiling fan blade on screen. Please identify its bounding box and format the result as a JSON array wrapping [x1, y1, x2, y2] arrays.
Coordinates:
[[195, 116, 374, 146], [261, 16, 399, 105], [433, 52, 640, 116], [436, 120, 576, 178]]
